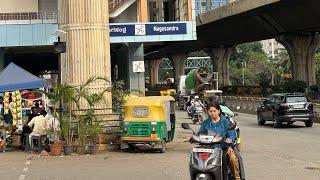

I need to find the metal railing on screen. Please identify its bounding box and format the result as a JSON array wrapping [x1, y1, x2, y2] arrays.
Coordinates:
[[195, 2, 226, 16], [0, 12, 58, 24]]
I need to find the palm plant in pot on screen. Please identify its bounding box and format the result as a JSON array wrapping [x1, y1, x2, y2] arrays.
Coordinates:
[[60, 112, 75, 155], [46, 127, 62, 156], [72, 77, 110, 155], [38, 84, 74, 156], [76, 112, 90, 155], [88, 121, 103, 154]]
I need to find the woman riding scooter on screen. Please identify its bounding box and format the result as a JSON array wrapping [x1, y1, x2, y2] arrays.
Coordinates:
[[198, 103, 242, 180]]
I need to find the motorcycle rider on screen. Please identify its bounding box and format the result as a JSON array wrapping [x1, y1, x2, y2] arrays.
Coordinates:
[[186, 96, 195, 116], [192, 95, 205, 112], [198, 103, 241, 180]]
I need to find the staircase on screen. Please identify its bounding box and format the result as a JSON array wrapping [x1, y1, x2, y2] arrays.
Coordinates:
[[109, 0, 136, 18]]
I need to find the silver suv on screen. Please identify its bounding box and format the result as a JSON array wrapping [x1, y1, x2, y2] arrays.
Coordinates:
[[257, 93, 314, 128]]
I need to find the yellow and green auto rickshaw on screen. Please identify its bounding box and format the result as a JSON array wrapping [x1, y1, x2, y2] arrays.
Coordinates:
[[120, 96, 176, 153]]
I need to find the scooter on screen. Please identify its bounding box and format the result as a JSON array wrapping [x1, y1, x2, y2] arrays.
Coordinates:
[[192, 106, 204, 124], [181, 123, 236, 180]]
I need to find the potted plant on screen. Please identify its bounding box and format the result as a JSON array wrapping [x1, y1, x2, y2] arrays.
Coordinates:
[[88, 121, 103, 154], [46, 127, 62, 156], [76, 113, 90, 155], [71, 77, 110, 155], [60, 112, 75, 155], [38, 83, 75, 156]]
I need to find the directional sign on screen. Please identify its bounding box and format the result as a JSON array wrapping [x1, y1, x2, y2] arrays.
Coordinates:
[[133, 61, 145, 73], [110, 23, 187, 37]]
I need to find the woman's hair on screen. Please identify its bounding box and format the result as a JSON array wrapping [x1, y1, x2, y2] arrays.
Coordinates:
[[206, 102, 221, 111]]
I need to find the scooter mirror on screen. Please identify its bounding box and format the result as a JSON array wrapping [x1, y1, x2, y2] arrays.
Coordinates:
[[181, 123, 190, 130]]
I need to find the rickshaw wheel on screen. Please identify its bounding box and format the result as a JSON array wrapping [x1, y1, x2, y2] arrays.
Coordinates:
[[159, 140, 166, 153], [128, 144, 136, 152]]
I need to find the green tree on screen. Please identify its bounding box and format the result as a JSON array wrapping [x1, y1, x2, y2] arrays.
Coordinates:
[[189, 51, 208, 57], [229, 42, 277, 86]]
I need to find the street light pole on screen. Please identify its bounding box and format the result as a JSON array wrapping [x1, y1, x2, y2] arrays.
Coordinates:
[[242, 62, 245, 85]]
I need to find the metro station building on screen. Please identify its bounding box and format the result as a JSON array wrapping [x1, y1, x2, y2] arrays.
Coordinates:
[[0, 0, 197, 101]]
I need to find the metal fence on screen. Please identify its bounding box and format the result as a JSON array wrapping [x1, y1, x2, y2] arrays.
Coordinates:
[[0, 12, 58, 24]]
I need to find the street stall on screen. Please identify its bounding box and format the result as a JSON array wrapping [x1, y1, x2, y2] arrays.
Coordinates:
[[0, 63, 47, 152]]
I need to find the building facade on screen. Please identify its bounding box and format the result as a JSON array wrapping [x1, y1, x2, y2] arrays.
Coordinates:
[[261, 39, 284, 59]]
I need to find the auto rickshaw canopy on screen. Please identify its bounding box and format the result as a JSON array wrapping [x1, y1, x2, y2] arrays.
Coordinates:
[[124, 96, 175, 122]]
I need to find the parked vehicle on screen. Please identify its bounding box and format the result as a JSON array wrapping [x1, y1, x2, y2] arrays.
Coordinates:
[[257, 93, 314, 128], [121, 96, 176, 153]]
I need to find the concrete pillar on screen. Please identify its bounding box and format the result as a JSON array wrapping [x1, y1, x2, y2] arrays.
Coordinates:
[[150, 59, 163, 86], [127, 43, 145, 96], [276, 33, 320, 86], [205, 47, 234, 87], [137, 0, 148, 22], [156, 0, 164, 22], [58, 0, 111, 109], [171, 54, 187, 86], [0, 48, 5, 71]]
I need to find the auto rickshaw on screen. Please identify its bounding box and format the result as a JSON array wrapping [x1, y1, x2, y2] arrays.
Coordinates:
[[121, 96, 176, 153]]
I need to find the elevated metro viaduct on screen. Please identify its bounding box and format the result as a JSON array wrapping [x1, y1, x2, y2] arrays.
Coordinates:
[[145, 0, 320, 87]]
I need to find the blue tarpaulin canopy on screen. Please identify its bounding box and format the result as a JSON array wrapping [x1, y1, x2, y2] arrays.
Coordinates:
[[0, 63, 47, 92]]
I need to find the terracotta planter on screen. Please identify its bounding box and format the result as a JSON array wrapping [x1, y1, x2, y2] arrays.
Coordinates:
[[63, 145, 73, 155], [76, 145, 85, 155], [49, 144, 62, 156], [98, 134, 106, 144], [89, 144, 99, 155]]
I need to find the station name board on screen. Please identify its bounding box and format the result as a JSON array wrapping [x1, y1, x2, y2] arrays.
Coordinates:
[[110, 23, 187, 37]]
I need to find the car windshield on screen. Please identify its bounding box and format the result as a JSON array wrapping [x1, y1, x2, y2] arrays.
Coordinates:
[[286, 96, 308, 103]]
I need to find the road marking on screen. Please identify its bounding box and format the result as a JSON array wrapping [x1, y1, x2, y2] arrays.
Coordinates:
[[25, 161, 31, 165], [18, 175, 26, 180], [22, 167, 28, 172]]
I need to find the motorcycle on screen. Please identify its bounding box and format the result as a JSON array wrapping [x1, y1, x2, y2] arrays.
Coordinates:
[[192, 105, 204, 124], [181, 123, 237, 180]]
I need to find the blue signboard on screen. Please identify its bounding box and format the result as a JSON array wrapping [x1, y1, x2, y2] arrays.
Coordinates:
[[146, 23, 187, 35], [109, 23, 187, 37], [110, 24, 135, 36]]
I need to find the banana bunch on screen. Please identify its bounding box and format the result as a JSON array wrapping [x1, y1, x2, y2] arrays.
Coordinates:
[[4, 91, 22, 126]]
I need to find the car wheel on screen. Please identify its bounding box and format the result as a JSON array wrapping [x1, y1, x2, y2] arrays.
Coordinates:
[[257, 112, 266, 126], [273, 114, 282, 128], [305, 120, 313, 127]]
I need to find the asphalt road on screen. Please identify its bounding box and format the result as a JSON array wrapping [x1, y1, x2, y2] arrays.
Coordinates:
[[0, 111, 320, 180]]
